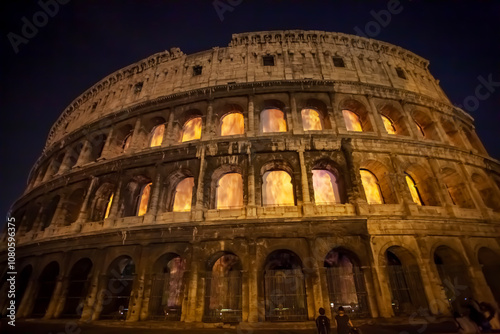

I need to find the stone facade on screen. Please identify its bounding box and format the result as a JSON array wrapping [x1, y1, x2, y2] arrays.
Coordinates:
[[1, 30, 500, 326]]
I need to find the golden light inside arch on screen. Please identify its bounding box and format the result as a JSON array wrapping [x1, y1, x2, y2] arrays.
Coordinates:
[[301, 108, 322, 131], [181, 117, 202, 142], [173, 177, 194, 212], [122, 132, 133, 151], [414, 120, 425, 137], [165, 257, 186, 308], [312, 170, 339, 204], [216, 173, 243, 209], [360, 170, 383, 204], [221, 113, 244, 136], [149, 124, 165, 147], [137, 182, 152, 216], [405, 175, 423, 205], [104, 192, 114, 219], [381, 115, 396, 135], [262, 170, 294, 206], [209, 254, 240, 310], [261, 109, 287, 133], [342, 109, 363, 132]]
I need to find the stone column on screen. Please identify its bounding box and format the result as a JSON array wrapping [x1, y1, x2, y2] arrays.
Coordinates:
[[51, 193, 69, 229], [193, 147, 206, 221], [247, 149, 257, 217], [247, 240, 259, 322], [400, 100, 419, 140], [202, 100, 214, 141], [162, 110, 175, 147], [17, 278, 38, 318], [105, 176, 123, 226], [426, 157, 455, 213], [75, 139, 92, 167], [127, 267, 145, 321], [143, 169, 162, 224], [44, 274, 66, 319], [389, 154, 417, 215], [129, 117, 144, 152], [29, 205, 45, 234], [247, 95, 255, 136], [298, 148, 313, 215], [184, 246, 201, 322], [366, 95, 384, 136], [75, 177, 98, 225], [80, 254, 105, 321], [367, 238, 394, 318], [458, 162, 489, 217], [100, 127, 115, 159], [290, 92, 302, 134]]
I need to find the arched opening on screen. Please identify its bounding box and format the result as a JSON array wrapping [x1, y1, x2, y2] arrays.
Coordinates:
[[99, 256, 135, 319], [149, 124, 165, 147], [181, 117, 202, 142], [172, 177, 194, 212], [405, 174, 423, 205], [66, 143, 83, 170], [61, 258, 93, 318], [89, 133, 107, 161], [203, 253, 242, 323], [441, 119, 467, 149], [23, 202, 41, 233], [478, 247, 500, 305], [463, 127, 486, 154], [16, 265, 32, 311], [342, 109, 363, 132], [324, 248, 369, 318], [385, 247, 428, 315], [312, 170, 340, 205], [261, 108, 287, 133], [137, 182, 152, 216], [216, 173, 243, 209], [63, 188, 85, 226], [262, 170, 294, 206], [442, 168, 475, 209], [405, 165, 440, 206], [32, 261, 60, 318], [411, 109, 440, 141], [41, 196, 60, 230], [434, 246, 473, 313], [381, 115, 396, 135], [220, 112, 244, 136], [360, 169, 384, 204], [301, 108, 323, 131], [471, 173, 500, 212], [90, 183, 115, 221], [148, 253, 186, 321], [264, 250, 307, 321]]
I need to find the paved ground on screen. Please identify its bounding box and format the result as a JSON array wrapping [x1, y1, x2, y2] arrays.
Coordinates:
[[0, 318, 465, 334]]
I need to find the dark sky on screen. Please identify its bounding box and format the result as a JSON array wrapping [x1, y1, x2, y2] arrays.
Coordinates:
[[1, 0, 499, 223]]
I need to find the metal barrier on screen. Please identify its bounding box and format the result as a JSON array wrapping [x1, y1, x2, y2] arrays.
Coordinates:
[[264, 269, 308, 321], [203, 271, 242, 323], [60, 278, 90, 318], [148, 273, 184, 321], [387, 265, 428, 315]]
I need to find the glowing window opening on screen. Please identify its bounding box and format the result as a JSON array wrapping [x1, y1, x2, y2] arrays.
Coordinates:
[[216, 173, 243, 209], [405, 174, 423, 206], [104, 193, 114, 219], [149, 124, 165, 147], [137, 183, 152, 216], [261, 109, 287, 133], [414, 120, 425, 137], [221, 113, 244, 136], [360, 169, 384, 204], [173, 177, 194, 212], [312, 170, 339, 205], [301, 108, 323, 131], [122, 132, 132, 152], [181, 117, 202, 142], [342, 110, 363, 132], [381, 115, 396, 135], [262, 170, 294, 206]]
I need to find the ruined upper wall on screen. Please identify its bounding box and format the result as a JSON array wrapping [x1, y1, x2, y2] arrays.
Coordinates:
[[46, 30, 451, 150]]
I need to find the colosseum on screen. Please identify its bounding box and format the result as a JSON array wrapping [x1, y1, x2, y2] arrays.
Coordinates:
[[2, 30, 500, 328]]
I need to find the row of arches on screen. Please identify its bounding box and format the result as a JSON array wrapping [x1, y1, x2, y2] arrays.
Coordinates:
[[33, 96, 487, 189], [8, 245, 500, 322], [15, 158, 500, 234]]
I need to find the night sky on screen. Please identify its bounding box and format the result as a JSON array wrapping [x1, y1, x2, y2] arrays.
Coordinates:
[[1, 0, 499, 224]]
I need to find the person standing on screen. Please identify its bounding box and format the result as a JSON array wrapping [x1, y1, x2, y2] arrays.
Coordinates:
[[335, 306, 354, 334], [316, 307, 331, 334]]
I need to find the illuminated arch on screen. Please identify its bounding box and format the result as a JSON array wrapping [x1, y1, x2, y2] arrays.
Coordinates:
[[360, 169, 384, 204], [220, 112, 244, 136], [261, 108, 286, 133], [301, 108, 322, 131], [381, 115, 396, 134], [262, 170, 294, 206], [405, 173, 423, 205], [181, 117, 202, 142], [173, 177, 195, 212], [137, 182, 152, 216], [216, 173, 243, 209], [312, 169, 339, 204], [149, 123, 165, 147], [342, 109, 363, 132]]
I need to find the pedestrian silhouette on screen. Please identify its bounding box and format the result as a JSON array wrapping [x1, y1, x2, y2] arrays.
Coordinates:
[[335, 306, 355, 334], [315, 307, 331, 334]]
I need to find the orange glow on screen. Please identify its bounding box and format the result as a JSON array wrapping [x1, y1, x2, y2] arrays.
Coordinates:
[[261, 109, 287, 133], [104, 193, 113, 219], [217, 173, 243, 209], [301, 108, 322, 131], [137, 183, 152, 216], [381, 115, 396, 134], [221, 113, 244, 136], [405, 175, 423, 205], [312, 170, 339, 204], [262, 171, 294, 206], [360, 169, 383, 204], [415, 120, 425, 137], [122, 133, 132, 151], [173, 177, 194, 212], [150, 124, 165, 147], [342, 109, 363, 132], [181, 117, 202, 142]]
